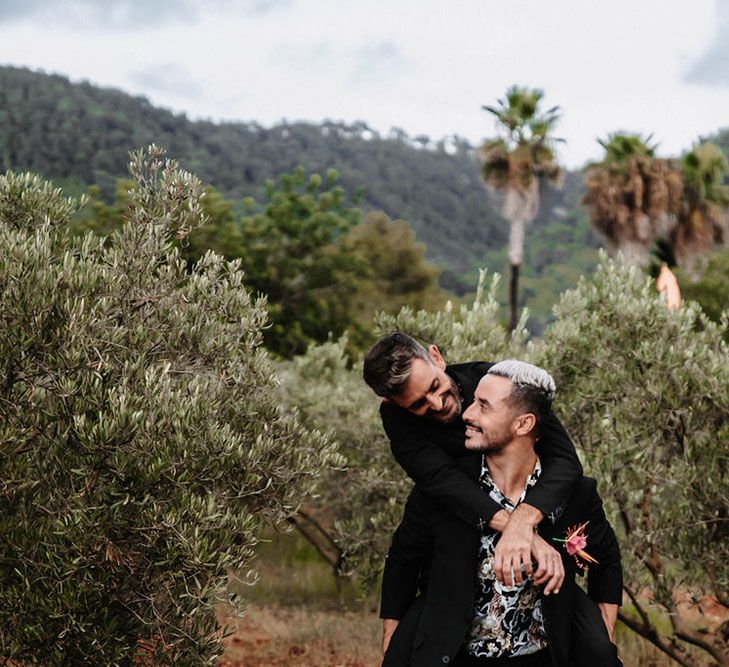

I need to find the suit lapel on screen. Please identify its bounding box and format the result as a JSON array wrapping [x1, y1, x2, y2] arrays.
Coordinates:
[[456, 452, 482, 478]]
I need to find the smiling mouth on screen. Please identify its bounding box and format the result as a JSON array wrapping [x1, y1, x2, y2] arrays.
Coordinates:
[[464, 423, 482, 437]]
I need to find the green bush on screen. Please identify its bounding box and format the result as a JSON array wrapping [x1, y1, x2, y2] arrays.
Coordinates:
[[679, 245, 729, 342], [0, 148, 340, 665], [281, 257, 729, 664], [278, 270, 527, 584], [537, 253, 728, 665]]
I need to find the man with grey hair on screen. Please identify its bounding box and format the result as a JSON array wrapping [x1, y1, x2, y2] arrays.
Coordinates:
[[381, 359, 622, 666], [489, 359, 557, 399], [363, 333, 583, 653], [467, 360, 557, 455]]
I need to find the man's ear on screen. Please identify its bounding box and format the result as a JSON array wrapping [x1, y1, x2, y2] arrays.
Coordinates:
[[428, 344, 446, 370], [514, 413, 537, 437]]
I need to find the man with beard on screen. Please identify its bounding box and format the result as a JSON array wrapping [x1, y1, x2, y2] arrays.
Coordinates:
[[363, 333, 583, 653], [377, 360, 622, 665]]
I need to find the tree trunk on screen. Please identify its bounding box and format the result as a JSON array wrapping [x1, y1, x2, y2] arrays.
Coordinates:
[[507, 213, 526, 333], [509, 263, 520, 332], [287, 506, 343, 578]]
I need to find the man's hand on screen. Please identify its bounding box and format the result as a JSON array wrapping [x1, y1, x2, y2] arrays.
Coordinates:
[[530, 534, 564, 595], [487, 509, 509, 532], [382, 618, 400, 656], [597, 603, 618, 642], [493, 504, 543, 586]]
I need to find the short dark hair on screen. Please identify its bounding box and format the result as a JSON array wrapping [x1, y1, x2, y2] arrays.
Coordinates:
[[487, 360, 555, 429], [363, 332, 431, 398]]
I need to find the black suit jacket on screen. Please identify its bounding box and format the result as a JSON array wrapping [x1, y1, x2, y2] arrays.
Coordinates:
[[381, 362, 582, 530], [382, 474, 622, 667]]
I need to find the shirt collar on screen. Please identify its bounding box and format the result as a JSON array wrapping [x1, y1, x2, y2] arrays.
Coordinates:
[[479, 456, 541, 507]]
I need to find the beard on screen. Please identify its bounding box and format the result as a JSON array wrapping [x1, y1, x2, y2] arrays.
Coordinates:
[[425, 377, 462, 423], [464, 423, 513, 452]]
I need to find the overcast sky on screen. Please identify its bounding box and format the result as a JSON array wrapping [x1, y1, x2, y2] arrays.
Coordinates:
[[1, 0, 728, 167]]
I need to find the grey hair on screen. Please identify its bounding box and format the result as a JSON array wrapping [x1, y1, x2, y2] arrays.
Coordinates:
[[363, 332, 432, 398], [487, 360, 555, 432], [487, 360, 556, 400]]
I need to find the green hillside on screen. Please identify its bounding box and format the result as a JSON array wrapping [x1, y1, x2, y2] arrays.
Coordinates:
[[0, 65, 605, 301]]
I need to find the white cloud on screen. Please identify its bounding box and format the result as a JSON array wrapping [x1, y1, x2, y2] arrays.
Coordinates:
[[349, 41, 409, 84], [128, 63, 203, 98], [0, 0, 727, 167], [685, 0, 729, 86], [0, 0, 291, 29]]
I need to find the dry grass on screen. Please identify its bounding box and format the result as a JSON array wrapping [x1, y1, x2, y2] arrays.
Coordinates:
[[219, 604, 687, 667], [220, 605, 380, 667], [218, 530, 720, 667], [218, 530, 381, 666]]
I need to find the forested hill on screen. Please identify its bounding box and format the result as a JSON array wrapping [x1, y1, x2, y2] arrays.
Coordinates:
[[0, 65, 596, 294]]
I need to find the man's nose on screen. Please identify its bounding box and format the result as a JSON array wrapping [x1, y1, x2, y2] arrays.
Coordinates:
[[426, 393, 441, 410]]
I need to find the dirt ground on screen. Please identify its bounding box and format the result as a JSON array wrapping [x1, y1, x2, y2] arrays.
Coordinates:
[[219, 605, 381, 667], [219, 532, 727, 667], [218, 598, 727, 667]]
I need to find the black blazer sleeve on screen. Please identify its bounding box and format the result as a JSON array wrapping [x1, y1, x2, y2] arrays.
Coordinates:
[[581, 478, 623, 605], [382, 403, 503, 527], [381, 401, 583, 529], [526, 409, 583, 519], [380, 489, 434, 620]]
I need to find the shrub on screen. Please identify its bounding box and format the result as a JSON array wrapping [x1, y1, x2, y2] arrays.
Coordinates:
[[0, 148, 340, 665], [278, 271, 527, 585], [537, 253, 729, 666], [282, 257, 729, 664]]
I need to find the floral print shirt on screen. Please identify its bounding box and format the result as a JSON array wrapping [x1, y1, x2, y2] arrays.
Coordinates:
[[464, 457, 548, 658]]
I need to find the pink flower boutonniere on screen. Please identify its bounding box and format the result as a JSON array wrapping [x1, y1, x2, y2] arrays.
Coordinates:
[[553, 521, 599, 570]]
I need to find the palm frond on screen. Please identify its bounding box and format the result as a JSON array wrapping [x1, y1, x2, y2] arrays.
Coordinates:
[[481, 104, 501, 117], [582, 146, 686, 266], [478, 84, 562, 189]]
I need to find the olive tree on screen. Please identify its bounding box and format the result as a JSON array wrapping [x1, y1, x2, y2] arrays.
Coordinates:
[[0, 147, 340, 665], [277, 271, 528, 585], [538, 253, 728, 666], [282, 257, 729, 665], [276, 336, 393, 585]]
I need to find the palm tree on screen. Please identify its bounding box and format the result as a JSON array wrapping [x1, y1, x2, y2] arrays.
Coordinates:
[[672, 142, 729, 277], [582, 133, 683, 266], [478, 86, 563, 331]]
